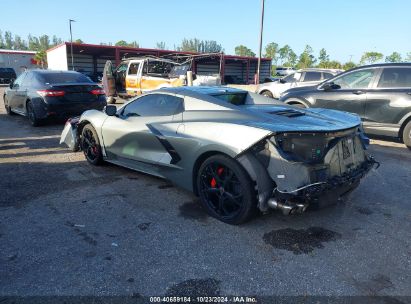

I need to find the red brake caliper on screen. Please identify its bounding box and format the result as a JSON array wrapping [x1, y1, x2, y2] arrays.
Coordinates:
[[210, 167, 224, 188]]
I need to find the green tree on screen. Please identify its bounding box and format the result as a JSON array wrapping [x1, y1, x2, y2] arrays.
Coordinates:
[[278, 44, 291, 65], [0, 30, 5, 49], [286, 50, 297, 67], [385, 52, 402, 63], [264, 42, 279, 61], [115, 40, 129, 47], [327, 60, 342, 69], [74, 39, 84, 44], [13, 35, 27, 50], [38, 35, 50, 50], [360, 51, 383, 65], [405, 52, 411, 62], [34, 50, 47, 68], [28, 34, 40, 51], [178, 38, 223, 53], [343, 61, 357, 70], [297, 45, 316, 69], [156, 41, 166, 50], [317, 48, 330, 68], [52, 35, 62, 46], [234, 45, 255, 57], [4, 31, 13, 49]]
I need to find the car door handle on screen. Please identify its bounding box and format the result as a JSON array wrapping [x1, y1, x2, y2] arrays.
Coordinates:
[[353, 90, 365, 95]]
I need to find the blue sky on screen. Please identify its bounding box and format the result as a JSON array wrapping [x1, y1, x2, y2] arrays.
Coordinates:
[[1, 0, 410, 63]]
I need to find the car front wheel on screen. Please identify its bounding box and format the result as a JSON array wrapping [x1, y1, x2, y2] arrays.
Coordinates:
[[261, 90, 274, 98], [4, 96, 15, 115], [403, 121, 411, 150], [81, 124, 103, 165], [197, 154, 257, 225]]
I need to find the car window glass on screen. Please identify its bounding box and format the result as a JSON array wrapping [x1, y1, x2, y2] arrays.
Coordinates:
[[21, 72, 33, 88], [13, 73, 26, 88], [303, 72, 322, 82], [128, 63, 140, 75], [323, 72, 334, 79], [377, 68, 411, 88], [211, 93, 247, 105], [283, 72, 301, 82], [333, 69, 375, 89], [122, 94, 183, 117], [39, 72, 92, 84], [116, 63, 128, 74]]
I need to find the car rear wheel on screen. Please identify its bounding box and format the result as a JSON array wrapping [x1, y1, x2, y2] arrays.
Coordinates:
[[197, 154, 257, 225], [403, 121, 411, 150], [4, 96, 15, 115], [26, 101, 41, 126], [81, 124, 103, 165], [261, 90, 274, 98]]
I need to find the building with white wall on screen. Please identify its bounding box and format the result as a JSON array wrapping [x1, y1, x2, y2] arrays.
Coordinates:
[[0, 49, 37, 76]]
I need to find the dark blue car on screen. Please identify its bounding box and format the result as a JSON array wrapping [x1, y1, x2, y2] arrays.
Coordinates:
[[3, 70, 106, 126]]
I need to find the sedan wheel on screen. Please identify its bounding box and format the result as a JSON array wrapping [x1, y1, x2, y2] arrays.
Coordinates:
[[261, 91, 274, 98], [81, 124, 103, 165], [403, 121, 411, 150], [197, 155, 257, 224], [26, 101, 40, 126], [4, 96, 15, 115]]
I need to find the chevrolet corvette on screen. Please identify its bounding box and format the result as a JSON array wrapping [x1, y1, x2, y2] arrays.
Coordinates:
[[60, 86, 377, 224]]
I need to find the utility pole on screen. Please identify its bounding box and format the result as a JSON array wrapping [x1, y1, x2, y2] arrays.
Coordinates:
[[256, 0, 265, 85], [69, 19, 75, 70]]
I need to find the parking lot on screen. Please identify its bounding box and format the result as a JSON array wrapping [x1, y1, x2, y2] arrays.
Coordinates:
[[0, 85, 410, 300]]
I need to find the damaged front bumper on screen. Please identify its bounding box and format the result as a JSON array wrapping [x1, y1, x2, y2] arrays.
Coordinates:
[[59, 117, 80, 151]]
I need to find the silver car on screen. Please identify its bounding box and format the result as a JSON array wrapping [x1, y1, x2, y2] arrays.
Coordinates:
[[257, 69, 343, 99], [60, 86, 377, 224]]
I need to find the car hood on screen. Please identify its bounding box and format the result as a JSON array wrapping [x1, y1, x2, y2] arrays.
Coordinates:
[[240, 105, 361, 133]]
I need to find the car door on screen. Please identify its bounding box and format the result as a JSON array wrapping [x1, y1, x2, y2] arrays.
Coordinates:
[[311, 68, 377, 118], [363, 66, 411, 136], [125, 61, 142, 96], [101, 93, 184, 171], [8, 72, 27, 114], [102, 60, 116, 97]]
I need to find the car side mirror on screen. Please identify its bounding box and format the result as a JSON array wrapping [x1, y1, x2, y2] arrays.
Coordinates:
[[321, 82, 334, 91], [279, 78, 286, 84], [9, 79, 15, 89], [105, 105, 117, 116]]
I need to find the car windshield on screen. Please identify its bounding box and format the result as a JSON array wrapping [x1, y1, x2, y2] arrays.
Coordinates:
[[39, 72, 93, 84], [211, 93, 248, 105]]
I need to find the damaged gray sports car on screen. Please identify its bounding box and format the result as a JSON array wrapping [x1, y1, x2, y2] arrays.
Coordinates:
[[60, 86, 377, 224]]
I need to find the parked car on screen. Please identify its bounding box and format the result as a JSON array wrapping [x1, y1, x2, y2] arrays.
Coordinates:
[[3, 70, 106, 126], [60, 86, 376, 224], [279, 63, 411, 149], [275, 67, 295, 76], [0, 67, 17, 84], [257, 68, 342, 99]]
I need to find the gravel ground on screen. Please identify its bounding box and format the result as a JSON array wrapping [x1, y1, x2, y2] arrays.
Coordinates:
[[0, 86, 410, 302]]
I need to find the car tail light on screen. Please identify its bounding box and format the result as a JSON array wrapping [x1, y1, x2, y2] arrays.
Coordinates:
[[37, 90, 65, 97], [90, 88, 105, 95]]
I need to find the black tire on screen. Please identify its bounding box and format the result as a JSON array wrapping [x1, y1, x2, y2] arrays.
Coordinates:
[[261, 90, 274, 98], [81, 124, 103, 165], [4, 95, 15, 115], [196, 154, 257, 225], [403, 121, 411, 150], [26, 101, 41, 126]]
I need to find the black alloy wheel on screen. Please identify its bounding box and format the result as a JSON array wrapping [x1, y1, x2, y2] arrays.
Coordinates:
[[197, 154, 257, 224], [26, 101, 40, 126], [81, 124, 103, 165]]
